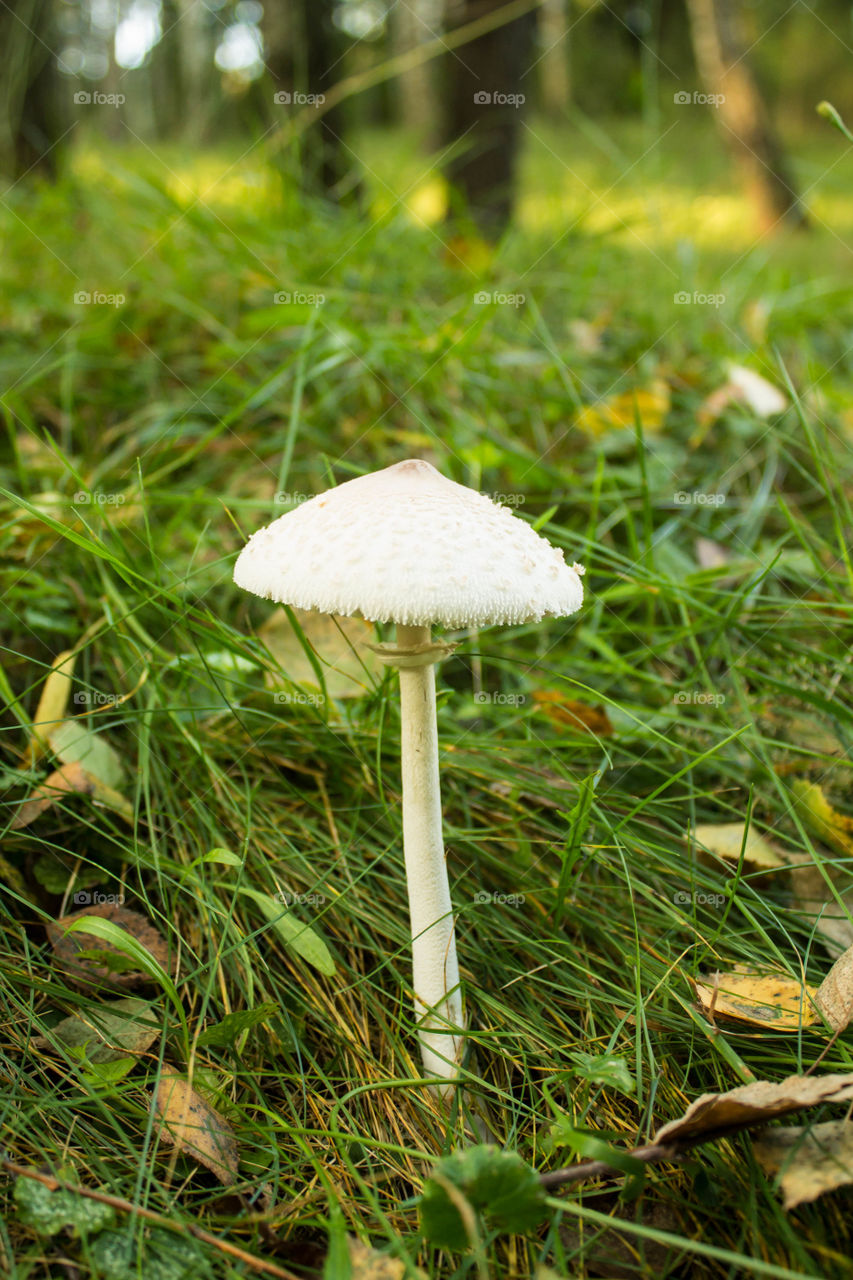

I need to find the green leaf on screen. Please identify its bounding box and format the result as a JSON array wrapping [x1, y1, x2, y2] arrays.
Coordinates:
[[48, 719, 124, 789], [39, 996, 160, 1064], [197, 1002, 278, 1047], [419, 1145, 546, 1251], [14, 1174, 116, 1237], [239, 888, 335, 976], [568, 1050, 636, 1096], [33, 852, 104, 896], [90, 1227, 207, 1279]]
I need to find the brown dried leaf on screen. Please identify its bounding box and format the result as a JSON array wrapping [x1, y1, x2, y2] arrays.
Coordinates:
[[153, 1065, 239, 1187], [13, 762, 104, 829], [693, 969, 818, 1029], [754, 1119, 853, 1209], [654, 1073, 853, 1146], [533, 691, 613, 736], [47, 904, 173, 990], [814, 944, 853, 1032]]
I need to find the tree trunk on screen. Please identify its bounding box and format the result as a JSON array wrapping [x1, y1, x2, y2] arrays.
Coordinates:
[[0, 0, 68, 179], [539, 0, 571, 117], [443, 0, 535, 237], [391, 0, 437, 135], [684, 0, 807, 230]]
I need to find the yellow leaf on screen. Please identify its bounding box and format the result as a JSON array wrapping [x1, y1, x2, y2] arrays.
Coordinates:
[[693, 968, 818, 1029], [576, 381, 670, 437], [259, 607, 381, 701], [690, 822, 784, 871], [755, 1119, 853, 1209], [27, 650, 76, 765], [792, 781, 853, 858]]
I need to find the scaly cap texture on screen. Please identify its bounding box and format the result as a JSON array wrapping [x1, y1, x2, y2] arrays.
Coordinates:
[[234, 459, 584, 628]]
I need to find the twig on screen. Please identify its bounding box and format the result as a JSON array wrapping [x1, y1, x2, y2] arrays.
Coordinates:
[[539, 1116, 800, 1190], [0, 1159, 300, 1280]]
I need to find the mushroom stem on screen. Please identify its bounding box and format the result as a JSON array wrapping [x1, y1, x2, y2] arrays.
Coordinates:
[[396, 623, 464, 1092]]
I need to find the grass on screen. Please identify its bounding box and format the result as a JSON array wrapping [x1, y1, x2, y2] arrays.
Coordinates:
[[1, 115, 853, 1277]]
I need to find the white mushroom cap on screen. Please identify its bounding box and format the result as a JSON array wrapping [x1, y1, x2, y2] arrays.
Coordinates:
[[233, 459, 585, 629]]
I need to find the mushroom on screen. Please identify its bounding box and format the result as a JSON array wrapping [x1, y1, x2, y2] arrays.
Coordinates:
[[233, 459, 585, 1095]]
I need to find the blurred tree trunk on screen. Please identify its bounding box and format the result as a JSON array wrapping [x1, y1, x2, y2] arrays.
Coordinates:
[[391, 0, 436, 135], [443, 0, 535, 237], [0, 0, 68, 179], [685, 0, 807, 229], [178, 0, 210, 144], [539, 0, 571, 116], [262, 0, 355, 199], [151, 0, 184, 138]]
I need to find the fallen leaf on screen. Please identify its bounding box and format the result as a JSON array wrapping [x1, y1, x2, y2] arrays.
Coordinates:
[[35, 996, 160, 1063], [813, 944, 853, 1032], [347, 1236, 427, 1279], [690, 822, 784, 872], [792, 781, 853, 859], [533, 692, 613, 736], [695, 537, 730, 570], [726, 364, 788, 416], [47, 904, 173, 990], [259, 607, 380, 701], [576, 381, 670, 437], [11, 761, 132, 829], [568, 315, 608, 355], [48, 720, 124, 790], [693, 969, 818, 1029], [14, 1174, 116, 1237], [153, 1065, 239, 1187], [754, 1119, 853, 1209], [27, 650, 76, 765], [654, 1072, 853, 1146], [785, 853, 853, 957]]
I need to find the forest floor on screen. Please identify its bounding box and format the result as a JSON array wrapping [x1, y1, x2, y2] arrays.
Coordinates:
[[1, 117, 853, 1277]]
